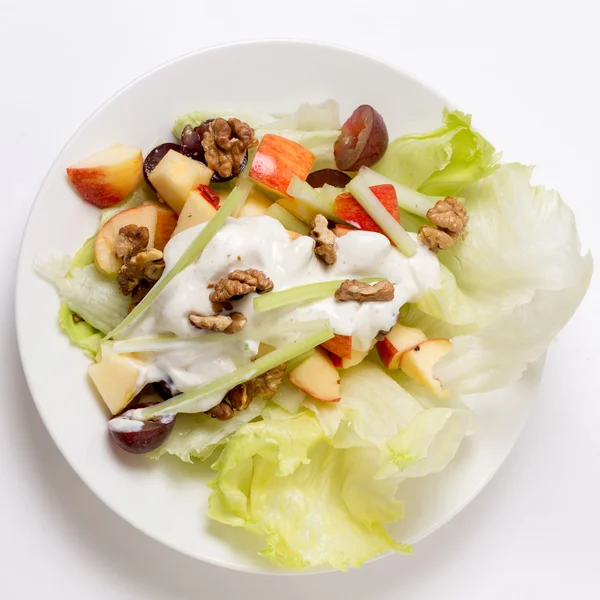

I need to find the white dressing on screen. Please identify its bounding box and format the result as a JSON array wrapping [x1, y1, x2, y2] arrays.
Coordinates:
[[124, 215, 440, 413]]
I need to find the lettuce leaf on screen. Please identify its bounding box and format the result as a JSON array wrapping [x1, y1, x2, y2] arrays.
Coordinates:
[[36, 257, 130, 333], [417, 164, 592, 329], [208, 412, 410, 570], [150, 399, 266, 462], [57, 302, 103, 358], [208, 363, 471, 569], [435, 264, 593, 393], [374, 109, 499, 195]]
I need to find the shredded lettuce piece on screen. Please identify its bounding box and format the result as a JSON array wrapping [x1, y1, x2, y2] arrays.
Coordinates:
[[374, 109, 499, 195], [150, 399, 266, 462], [57, 302, 103, 358], [258, 100, 340, 131], [36, 257, 130, 333]]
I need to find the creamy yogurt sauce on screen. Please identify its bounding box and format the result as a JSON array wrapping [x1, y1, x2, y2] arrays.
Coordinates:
[[125, 215, 440, 413]]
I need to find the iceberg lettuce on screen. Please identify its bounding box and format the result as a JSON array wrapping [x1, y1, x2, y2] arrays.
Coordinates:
[[57, 302, 103, 358], [208, 363, 471, 569], [374, 109, 499, 195]]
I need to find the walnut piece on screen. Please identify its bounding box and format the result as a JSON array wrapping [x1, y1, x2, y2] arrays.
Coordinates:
[[227, 364, 286, 411], [418, 197, 468, 253], [207, 401, 234, 421], [335, 279, 395, 302], [309, 214, 337, 265], [209, 269, 273, 303], [189, 312, 247, 334], [201, 117, 258, 179], [118, 248, 165, 295], [115, 225, 149, 260], [426, 197, 469, 233], [418, 226, 458, 253]]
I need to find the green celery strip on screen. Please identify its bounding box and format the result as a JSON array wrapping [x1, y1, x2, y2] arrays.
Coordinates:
[[253, 278, 381, 313], [347, 177, 417, 257], [132, 322, 334, 419], [106, 181, 253, 339]]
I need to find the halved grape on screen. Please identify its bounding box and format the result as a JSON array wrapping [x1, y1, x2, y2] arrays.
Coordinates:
[[108, 403, 175, 454], [143, 143, 182, 190], [334, 105, 388, 171], [180, 125, 206, 162], [306, 169, 352, 189], [153, 380, 178, 400]]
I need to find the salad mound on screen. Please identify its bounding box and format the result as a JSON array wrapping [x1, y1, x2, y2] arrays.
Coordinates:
[[37, 100, 592, 570]]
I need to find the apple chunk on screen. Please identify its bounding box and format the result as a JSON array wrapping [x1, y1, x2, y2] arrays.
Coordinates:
[[237, 188, 273, 217], [289, 348, 340, 402], [148, 150, 213, 213], [250, 134, 315, 197], [172, 189, 218, 237], [377, 324, 428, 370], [67, 144, 143, 208], [328, 348, 369, 369], [333, 184, 399, 236], [321, 334, 353, 359], [399, 338, 453, 399], [88, 348, 142, 415], [95, 205, 158, 276]]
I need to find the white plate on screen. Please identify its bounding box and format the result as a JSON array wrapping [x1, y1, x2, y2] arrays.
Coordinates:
[[15, 40, 541, 574]]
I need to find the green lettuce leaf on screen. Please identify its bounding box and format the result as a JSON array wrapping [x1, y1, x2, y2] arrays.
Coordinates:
[[57, 302, 103, 358], [37, 257, 130, 333], [417, 163, 592, 328], [208, 412, 410, 570], [374, 109, 499, 195], [208, 363, 471, 570], [150, 399, 266, 462], [435, 263, 593, 393]]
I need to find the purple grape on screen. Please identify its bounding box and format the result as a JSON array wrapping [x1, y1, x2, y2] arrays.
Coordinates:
[[108, 406, 175, 455], [180, 125, 206, 162], [143, 143, 182, 190], [306, 169, 352, 189]]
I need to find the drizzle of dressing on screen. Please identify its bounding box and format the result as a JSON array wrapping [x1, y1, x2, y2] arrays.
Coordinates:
[[124, 215, 440, 414]]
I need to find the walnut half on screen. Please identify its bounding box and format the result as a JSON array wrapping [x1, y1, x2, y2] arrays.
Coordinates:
[[226, 364, 286, 411], [189, 312, 247, 334], [309, 214, 337, 265], [209, 269, 273, 303], [418, 197, 468, 253], [335, 279, 395, 302], [202, 117, 258, 179]]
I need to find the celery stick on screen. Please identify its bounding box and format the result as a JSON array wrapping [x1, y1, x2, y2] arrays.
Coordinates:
[[357, 167, 441, 218], [266, 203, 310, 235], [253, 278, 381, 312], [106, 181, 253, 339], [132, 322, 334, 418], [346, 177, 417, 257]]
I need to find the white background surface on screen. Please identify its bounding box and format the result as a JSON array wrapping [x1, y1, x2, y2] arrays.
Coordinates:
[[1, 0, 598, 598]]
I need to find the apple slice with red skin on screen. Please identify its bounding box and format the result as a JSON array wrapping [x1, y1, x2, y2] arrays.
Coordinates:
[[377, 324, 428, 370], [94, 204, 176, 276], [333, 224, 354, 237], [250, 134, 316, 197], [289, 348, 341, 402], [333, 184, 399, 237], [67, 144, 143, 208], [320, 334, 353, 359]]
